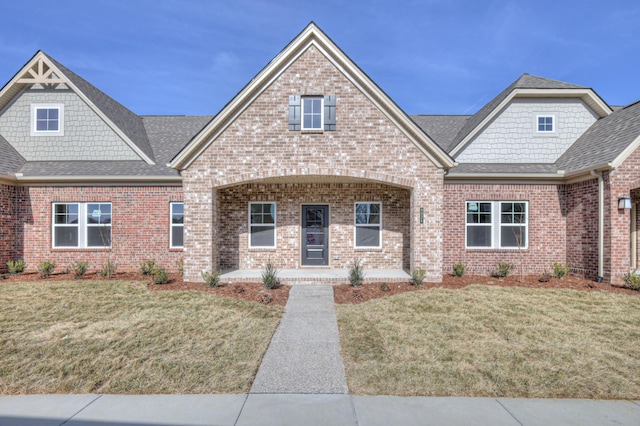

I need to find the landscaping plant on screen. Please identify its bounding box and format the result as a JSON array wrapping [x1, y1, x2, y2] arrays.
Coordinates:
[[201, 269, 222, 288], [261, 260, 279, 289], [37, 260, 56, 279], [97, 259, 117, 278], [494, 262, 515, 278], [410, 269, 426, 287], [621, 270, 640, 291], [552, 262, 570, 279], [6, 259, 26, 275], [70, 260, 89, 279], [348, 258, 365, 287], [452, 261, 466, 277], [152, 267, 169, 284]]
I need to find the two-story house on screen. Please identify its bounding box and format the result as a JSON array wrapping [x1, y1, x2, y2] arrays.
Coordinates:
[[1, 23, 639, 284]]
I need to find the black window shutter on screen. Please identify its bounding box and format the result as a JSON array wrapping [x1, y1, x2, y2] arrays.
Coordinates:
[[288, 96, 301, 130], [324, 95, 336, 131]]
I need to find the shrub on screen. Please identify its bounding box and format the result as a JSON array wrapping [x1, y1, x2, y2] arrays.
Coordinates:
[[380, 283, 389, 292], [621, 271, 640, 291], [6, 259, 26, 275], [262, 261, 279, 289], [140, 260, 156, 276], [37, 260, 56, 279], [97, 260, 117, 278], [452, 262, 466, 277], [410, 269, 426, 287], [552, 262, 570, 279], [201, 269, 221, 288], [348, 258, 365, 287], [258, 292, 273, 304], [153, 267, 169, 284], [495, 262, 515, 278], [70, 260, 89, 279], [176, 257, 184, 276]]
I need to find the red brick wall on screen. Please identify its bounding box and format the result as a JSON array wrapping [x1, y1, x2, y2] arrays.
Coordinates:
[[218, 182, 410, 270], [13, 185, 184, 274], [0, 183, 16, 273], [564, 178, 599, 279], [443, 183, 566, 276]]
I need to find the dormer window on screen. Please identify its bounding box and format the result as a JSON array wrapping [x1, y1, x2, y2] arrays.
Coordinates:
[[537, 115, 554, 133], [31, 104, 64, 136]]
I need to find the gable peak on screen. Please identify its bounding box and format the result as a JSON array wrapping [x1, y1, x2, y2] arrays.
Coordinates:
[[16, 51, 68, 87]]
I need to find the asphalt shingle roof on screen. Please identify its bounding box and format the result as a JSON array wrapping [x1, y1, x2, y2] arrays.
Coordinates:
[[447, 163, 560, 175], [0, 133, 26, 175], [410, 115, 470, 153]]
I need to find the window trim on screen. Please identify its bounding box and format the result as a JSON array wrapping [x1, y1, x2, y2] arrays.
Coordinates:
[[536, 114, 555, 133], [170, 202, 184, 249], [52, 202, 112, 249], [248, 202, 277, 249], [354, 202, 382, 249], [301, 96, 324, 131], [31, 104, 64, 136], [465, 201, 528, 249]]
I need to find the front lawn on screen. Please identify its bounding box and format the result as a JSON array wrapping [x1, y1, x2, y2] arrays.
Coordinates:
[[0, 280, 282, 394], [336, 285, 640, 398]]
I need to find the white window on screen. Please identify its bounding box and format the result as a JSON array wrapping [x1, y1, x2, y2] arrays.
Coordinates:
[[355, 202, 382, 248], [170, 202, 184, 248], [31, 104, 64, 136], [466, 201, 528, 249], [302, 97, 323, 130], [249, 202, 276, 248], [53, 202, 111, 248], [536, 115, 554, 133]]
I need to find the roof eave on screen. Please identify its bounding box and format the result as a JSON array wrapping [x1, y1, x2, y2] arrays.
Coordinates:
[[12, 174, 182, 185]]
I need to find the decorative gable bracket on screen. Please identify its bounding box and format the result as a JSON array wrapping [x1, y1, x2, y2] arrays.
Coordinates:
[[17, 57, 67, 87]]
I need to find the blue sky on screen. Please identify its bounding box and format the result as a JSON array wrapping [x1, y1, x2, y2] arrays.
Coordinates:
[[1, 0, 638, 116]]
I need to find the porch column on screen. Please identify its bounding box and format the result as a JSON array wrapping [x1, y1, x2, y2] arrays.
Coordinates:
[[183, 181, 219, 282], [410, 178, 444, 282]]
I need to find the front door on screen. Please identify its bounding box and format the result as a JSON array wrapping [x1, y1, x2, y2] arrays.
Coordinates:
[[302, 205, 329, 266]]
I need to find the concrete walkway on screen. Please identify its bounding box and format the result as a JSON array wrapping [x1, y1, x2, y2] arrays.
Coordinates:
[[250, 285, 348, 394], [1, 394, 639, 425]]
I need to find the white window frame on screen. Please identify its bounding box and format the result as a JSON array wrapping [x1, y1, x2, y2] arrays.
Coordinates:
[[354, 202, 382, 249], [536, 114, 555, 133], [31, 104, 64, 136], [248, 202, 276, 248], [465, 201, 528, 249], [301, 96, 324, 130], [52, 202, 112, 249], [170, 202, 184, 249]]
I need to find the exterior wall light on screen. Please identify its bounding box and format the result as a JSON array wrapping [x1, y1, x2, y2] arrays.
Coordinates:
[[618, 197, 632, 210]]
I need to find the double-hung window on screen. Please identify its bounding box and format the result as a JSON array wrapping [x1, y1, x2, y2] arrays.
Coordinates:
[[53, 202, 111, 248], [466, 201, 527, 249], [31, 104, 64, 136], [170, 202, 184, 248], [355, 202, 382, 248], [249, 202, 276, 248]]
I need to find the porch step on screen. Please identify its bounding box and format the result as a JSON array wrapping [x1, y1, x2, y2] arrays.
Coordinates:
[[250, 285, 348, 394], [220, 268, 410, 285]]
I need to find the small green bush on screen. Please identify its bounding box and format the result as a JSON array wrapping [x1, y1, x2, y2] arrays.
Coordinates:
[[495, 262, 515, 278], [452, 262, 466, 277], [140, 260, 156, 276], [37, 260, 56, 279], [201, 269, 221, 288], [552, 262, 570, 279], [6, 259, 26, 275], [410, 269, 426, 287], [262, 261, 279, 289], [153, 267, 169, 284], [70, 260, 89, 279], [621, 271, 640, 291], [348, 258, 365, 287], [97, 260, 117, 278]]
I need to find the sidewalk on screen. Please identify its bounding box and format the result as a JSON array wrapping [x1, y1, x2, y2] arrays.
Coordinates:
[[0, 393, 639, 425]]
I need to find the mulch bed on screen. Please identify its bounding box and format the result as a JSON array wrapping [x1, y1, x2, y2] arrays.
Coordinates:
[[3, 270, 637, 306]]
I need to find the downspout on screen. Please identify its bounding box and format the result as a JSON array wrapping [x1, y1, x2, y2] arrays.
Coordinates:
[[591, 170, 604, 281]]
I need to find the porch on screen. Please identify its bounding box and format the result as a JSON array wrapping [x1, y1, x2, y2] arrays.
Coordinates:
[[220, 268, 411, 285]]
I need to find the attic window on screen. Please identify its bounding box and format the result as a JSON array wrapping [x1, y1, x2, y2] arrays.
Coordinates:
[[288, 95, 336, 131], [31, 104, 64, 136], [536, 115, 554, 133]]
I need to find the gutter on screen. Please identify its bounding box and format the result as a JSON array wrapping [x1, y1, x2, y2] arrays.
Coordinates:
[[12, 174, 182, 186], [591, 170, 605, 281]]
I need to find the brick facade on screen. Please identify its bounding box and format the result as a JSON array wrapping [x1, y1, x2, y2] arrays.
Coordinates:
[[11, 185, 184, 274], [0, 183, 16, 273], [182, 45, 444, 282], [443, 183, 567, 276], [218, 183, 410, 270], [564, 178, 599, 279]]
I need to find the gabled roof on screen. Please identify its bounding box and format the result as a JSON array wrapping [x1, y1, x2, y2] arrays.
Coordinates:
[[557, 100, 640, 174], [411, 115, 470, 153], [170, 22, 455, 170], [449, 74, 613, 157], [0, 51, 155, 164]]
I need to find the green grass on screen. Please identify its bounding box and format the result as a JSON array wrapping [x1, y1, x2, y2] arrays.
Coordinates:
[[0, 280, 282, 394], [336, 285, 640, 398]]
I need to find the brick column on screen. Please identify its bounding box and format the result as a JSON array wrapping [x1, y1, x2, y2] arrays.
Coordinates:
[[183, 181, 218, 282], [411, 175, 444, 282]]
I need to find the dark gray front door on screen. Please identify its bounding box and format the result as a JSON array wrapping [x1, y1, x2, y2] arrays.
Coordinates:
[[302, 205, 329, 266]]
